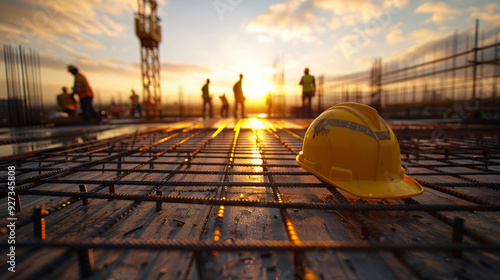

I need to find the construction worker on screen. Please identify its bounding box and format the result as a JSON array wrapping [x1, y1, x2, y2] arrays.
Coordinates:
[[265, 92, 272, 118], [130, 90, 142, 118], [219, 93, 229, 117], [299, 67, 315, 118], [233, 73, 246, 118], [67, 65, 101, 123], [109, 101, 123, 119], [57, 86, 77, 116], [201, 79, 213, 118]]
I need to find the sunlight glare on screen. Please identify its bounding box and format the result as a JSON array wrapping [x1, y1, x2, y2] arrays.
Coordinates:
[[249, 118, 265, 130], [245, 81, 272, 99]]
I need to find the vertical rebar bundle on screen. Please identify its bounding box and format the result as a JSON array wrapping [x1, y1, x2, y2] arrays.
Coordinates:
[[273, 56, 286, 117], [2, 45, 44, 127]]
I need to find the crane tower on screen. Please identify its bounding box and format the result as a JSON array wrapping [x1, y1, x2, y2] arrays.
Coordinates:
[[135, 0, 162, 117]]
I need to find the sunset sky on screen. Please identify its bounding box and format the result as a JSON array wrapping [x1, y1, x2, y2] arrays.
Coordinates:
[[0, 0, 499, 108]]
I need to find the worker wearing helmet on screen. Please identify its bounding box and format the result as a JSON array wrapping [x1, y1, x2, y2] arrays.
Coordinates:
[[201, 79, 213, 118], [299, 67, 315, 118], [233, 73, 246, 118], [265, 92, 272, 118], [67, 65, 101, 123], [56, 86, 77, 116], [219, 93, 229, 117], [130, 90, 142, 118], [296, 102, 423, 199]]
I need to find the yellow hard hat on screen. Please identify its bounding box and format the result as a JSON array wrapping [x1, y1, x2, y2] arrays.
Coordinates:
[[296, 102, 423, 199], [67, 64, 77, 71]]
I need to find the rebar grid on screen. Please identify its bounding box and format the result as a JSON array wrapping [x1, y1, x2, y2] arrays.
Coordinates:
[[1, 121, 499, 280]]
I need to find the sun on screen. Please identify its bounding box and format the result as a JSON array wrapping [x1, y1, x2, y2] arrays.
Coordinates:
[[244, 81, 273, 100]]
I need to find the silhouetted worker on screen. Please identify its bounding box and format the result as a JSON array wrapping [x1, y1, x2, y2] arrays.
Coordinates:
[[299, 67, 315, 118], [265, 92, 272, 118], [109, 101, 123, 119], [201, 78, 213, 118], [57, 86, 77, 116], [219, 93, 229, 117], [130, 90, 142, 118], [233, 73, 246, 118], [67, 65, 101, 123]]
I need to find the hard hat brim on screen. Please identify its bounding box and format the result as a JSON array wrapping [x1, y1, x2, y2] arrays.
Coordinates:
[[297, 153, 424, 199]]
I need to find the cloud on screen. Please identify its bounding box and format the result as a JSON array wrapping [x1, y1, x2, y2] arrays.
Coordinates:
[[354, 56, 373, 68], [327, 18, 342, 30], [382, 23, 500, 70], [337, 33, 361, 45], [246, 0, 409, 42], [256, 34, 272, 43], [415, 2, 462, 23], [160, 62, 211, 75], [409, 29, 441, 42], [467, 3, 500, 23], [386, 28, 441, 45], [314, 0, 383, 23], [386, 29, 404, 44], [55, 43, 92, 60], [246, 0, 322, 41], [0, 0, 131, 48], [39, 52, 66, 70], [39, 52, 210, 85]]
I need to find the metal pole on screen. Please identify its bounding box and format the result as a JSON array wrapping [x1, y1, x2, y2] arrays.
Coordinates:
[[495, 33, 499, 99], [451, 31, 457, 101], [479, 30, 484, 98], [29, 48, 37, 124], [464, 34, 469, 100], [37, 51, 45, 120], [282, 55, 285, 116], [4, 46, 13, 127], [9, 46, 16, 126], [25, 48, 33, 124], [14, 47, 23, 125], [472, 19, 479, 99], [19, 46, 29, 126]]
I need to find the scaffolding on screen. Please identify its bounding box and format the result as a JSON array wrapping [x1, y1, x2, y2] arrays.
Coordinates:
[[272, 56, 286, 117], [326, 21, 500, 119], [135, 0, 162, 118]]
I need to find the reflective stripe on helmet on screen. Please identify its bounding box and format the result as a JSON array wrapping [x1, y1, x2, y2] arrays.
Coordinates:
[[312, 119, 391, 141]]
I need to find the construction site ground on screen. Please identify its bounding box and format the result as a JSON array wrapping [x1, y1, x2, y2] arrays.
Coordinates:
[[0, 117, 499, 280]]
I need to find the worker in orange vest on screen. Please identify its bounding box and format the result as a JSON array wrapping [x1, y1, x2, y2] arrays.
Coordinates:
[[109, 101, 123, 119], [57, 86, 77, 116], [67, 65, 101, 123]]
